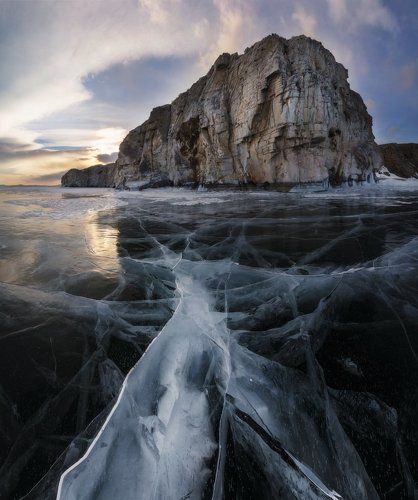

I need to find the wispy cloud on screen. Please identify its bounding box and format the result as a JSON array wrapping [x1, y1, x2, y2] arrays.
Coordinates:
[[292, 6, 317, 37], [28, 170, 70, 185], [0, 1, 213, 150], [203, 0, 261, 66], [400, 61, 417, 89], [326, 0, 398, 32], [0, 142, 94, 185]]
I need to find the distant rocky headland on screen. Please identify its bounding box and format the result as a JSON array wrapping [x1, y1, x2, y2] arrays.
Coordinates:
[[61, 34, 414, 190], [379, 143, 418, 179]]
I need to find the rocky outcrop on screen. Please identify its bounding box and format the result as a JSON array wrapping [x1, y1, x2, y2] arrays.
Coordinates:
[[379, 143, 418, 178], [62, 34, 382, 189], [61, 163, 116, 187]]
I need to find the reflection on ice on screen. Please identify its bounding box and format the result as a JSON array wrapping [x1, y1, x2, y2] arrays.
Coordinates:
[[0, 185, 417, 499], [84, 222, 119, 262]]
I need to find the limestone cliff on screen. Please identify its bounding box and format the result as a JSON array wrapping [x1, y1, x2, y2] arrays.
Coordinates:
[[62, 34, 382, 189], [61, 163, 116, 187], [379, 143, 418, 178]]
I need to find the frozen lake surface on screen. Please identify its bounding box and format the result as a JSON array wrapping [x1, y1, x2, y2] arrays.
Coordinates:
[[0, 184, 417, 499]]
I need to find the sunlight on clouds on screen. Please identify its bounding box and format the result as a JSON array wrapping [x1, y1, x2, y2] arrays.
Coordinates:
[[0, 0, 211, 155], [91, 128, 128, 155], [26, 127, 128, 154], [0, 79, 91, 139], [0, 149, 95, 185], [139, 0, 180, 26], [0, 127, 127, 184]]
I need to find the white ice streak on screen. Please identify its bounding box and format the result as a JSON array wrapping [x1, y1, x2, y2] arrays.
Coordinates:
[[285, 451, 342, 499], [57, 259, 232, 500]]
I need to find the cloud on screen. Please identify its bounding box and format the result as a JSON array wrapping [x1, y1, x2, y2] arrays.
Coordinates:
[[0, 138, 87, 161], [401, 61, 417, 89], [23, 127, 128, 157], [204, 0, 261, 66], [1, 0, 249, 184], [0, 138, 95, 185], [28, 170, 69, 185], [138, 0, 181, 26], [0, 139, 35, 156], [0, 126, 125, 184], [96, 152, 119, 164], [326, 0, 348, 23], [291, 6, 317, 37], [0, 1, 215, 147], [326, 0, 398, 32]]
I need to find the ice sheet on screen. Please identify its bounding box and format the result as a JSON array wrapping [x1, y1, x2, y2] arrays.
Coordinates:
[[0, 185, 417, 499]]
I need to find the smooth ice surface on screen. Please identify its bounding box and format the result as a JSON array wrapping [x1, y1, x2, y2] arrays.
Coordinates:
[[0, 182, 417, 499]]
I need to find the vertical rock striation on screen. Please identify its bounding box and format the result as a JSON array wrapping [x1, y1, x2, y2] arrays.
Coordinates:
[[62, 34, 382, 189], [379, 143, 418, 178]]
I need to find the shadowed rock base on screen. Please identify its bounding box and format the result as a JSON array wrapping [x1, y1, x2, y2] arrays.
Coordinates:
[[379, 143, 418, 179]]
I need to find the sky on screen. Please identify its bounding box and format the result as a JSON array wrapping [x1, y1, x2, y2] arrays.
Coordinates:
[[0, 0, 417, 185]]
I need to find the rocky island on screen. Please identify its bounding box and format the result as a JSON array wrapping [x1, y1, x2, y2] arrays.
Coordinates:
[[62, 34, 383, 190]]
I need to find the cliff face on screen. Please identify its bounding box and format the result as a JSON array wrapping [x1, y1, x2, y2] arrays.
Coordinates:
[[379, 143, 418, 178], [61, 163, 116, 187], [62, 34, 382, 189]]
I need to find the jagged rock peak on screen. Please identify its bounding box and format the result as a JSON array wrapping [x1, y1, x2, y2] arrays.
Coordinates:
[[62, 33, 382, 189]]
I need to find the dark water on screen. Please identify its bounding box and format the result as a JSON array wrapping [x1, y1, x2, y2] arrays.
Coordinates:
[[0, 185, 417, 499]]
